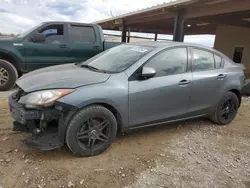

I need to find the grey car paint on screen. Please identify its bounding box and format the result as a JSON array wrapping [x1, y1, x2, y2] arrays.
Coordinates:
[[129, 71, 193, 126], [17, 42, 245, 130], [16, 63, 111, 92]]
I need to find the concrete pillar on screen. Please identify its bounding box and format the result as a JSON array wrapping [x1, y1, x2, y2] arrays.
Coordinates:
[[127, 29, 131, 43], [154, 33, 158, 41], [121, 25, 127, 43], [173, 9, 185, 42]]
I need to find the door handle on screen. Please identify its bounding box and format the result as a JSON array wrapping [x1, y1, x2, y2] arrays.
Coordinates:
[[60, 44, 67, 48], [217, 74, 226, 80], [179, 80, 191, 86]]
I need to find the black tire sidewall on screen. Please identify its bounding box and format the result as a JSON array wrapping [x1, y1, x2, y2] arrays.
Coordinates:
[[66, 105, 117, 157], [216, 92, 239, 125], [0, 59, 17, 91]]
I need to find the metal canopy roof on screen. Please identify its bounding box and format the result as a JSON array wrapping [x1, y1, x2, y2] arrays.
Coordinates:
[[94, 0, 250, 35]]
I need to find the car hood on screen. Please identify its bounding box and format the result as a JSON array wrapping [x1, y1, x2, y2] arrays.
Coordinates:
[[17, 64, 111, 93], [0, 37, 22, 49], [0, 37, 14, 40], [0, 37, 21, 42]]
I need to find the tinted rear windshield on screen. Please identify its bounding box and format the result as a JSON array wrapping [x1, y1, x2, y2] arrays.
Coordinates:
[[80, 44, 154, 73]]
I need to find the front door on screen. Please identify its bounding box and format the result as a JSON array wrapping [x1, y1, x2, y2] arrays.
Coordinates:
[[128, 47, 192, 126], [24, 23, 70, 71]]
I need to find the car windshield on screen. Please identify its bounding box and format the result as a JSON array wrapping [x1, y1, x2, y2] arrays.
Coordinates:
[[15, 23, 43, 38], [80, 44, 154, 73]]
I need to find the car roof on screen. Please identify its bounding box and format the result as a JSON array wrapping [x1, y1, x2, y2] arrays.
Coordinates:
[[127, 41, 222, 55], [42, 21, 95, 26]]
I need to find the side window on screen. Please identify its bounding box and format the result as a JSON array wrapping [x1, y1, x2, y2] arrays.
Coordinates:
[[39, 24, 64, 44], [193, 49, 215, 71], [215, 54, 222, 68], [70, 26, 95, 43], [145, 48, 188, 77]]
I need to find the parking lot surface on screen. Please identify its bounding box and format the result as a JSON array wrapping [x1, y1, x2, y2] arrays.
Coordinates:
[[0, 93, 250, 188]]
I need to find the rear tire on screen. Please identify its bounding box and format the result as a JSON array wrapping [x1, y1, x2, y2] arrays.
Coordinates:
[[0, 59, 18, 91], [210, 92, 239, 125], [66, 105, 117, 157]]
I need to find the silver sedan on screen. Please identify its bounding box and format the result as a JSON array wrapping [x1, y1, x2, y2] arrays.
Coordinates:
[[9, 42, 245, 157]]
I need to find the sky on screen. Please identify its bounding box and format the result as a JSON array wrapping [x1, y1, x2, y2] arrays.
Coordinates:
[[0, 0, 215, 46]]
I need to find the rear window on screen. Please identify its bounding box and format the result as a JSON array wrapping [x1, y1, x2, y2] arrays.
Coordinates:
[[71, 26, 96, 43]]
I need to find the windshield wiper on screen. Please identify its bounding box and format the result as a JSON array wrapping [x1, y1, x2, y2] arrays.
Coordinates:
[[81, 64, 101, 72], [81, 64, 110, 74]]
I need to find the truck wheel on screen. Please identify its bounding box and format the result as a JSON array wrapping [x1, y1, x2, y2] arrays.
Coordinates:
[[66, 105, 117, 157], [0, 59, 18, 91], [210, 92, 239, 125]]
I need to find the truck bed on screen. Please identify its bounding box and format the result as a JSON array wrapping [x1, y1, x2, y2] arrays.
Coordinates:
[[104, 41, 121, 50]]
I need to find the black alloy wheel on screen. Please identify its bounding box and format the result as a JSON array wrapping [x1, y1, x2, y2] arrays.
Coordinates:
[[210, 92, 239, 125], [76, 117, 111, 151], [219, 98, 237, 122], [66, 105, 117, 157]]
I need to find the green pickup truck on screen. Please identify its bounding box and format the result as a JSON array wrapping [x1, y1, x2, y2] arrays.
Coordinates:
[[0, 21, 120, 91]]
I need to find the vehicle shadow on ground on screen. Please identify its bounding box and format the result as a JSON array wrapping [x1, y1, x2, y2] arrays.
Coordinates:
[[27, 118, 213, 161]]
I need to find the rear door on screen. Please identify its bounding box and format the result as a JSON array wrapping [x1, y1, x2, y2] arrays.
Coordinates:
[[188, 47, 226, 115], [24, 23, 70, 71], [68, 24, 103, 63]]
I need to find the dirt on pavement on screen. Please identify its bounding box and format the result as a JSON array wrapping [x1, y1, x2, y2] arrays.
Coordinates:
[[0, 95, 250, 188]]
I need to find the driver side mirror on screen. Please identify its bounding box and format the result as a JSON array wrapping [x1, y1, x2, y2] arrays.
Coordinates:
[[141, 66, 156, 78], [30, 33, 46, 43]]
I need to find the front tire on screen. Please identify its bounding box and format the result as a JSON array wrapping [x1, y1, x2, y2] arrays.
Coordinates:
[[66, 105, 117, 157], [210, 92, 239, 125], [0, 59, 18, 91]]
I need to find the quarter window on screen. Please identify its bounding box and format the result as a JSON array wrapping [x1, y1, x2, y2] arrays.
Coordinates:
[[145, 48, 188, 77], [193, 49, 215, 71], [71, 26, 95, 43]]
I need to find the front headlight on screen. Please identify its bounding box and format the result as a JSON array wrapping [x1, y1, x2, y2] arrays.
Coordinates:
[[19, 89, 74, 108]]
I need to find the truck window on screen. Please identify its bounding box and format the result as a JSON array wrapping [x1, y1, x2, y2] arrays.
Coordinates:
[[70, 26, 96, 43], [38, 24, 64, 45]]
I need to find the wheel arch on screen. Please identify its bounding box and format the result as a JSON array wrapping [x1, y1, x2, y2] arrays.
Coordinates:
[[229, 89, 241, 107], [77, 99, 125, 132], [58, 101, 124, 144], [93, 102, 123, 135], [0, 51, 20, 72]]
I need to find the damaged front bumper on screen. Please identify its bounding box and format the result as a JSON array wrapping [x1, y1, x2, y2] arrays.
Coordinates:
[[9, 91, 73, 151]]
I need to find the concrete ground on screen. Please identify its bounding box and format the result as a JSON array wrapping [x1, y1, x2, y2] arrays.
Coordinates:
[[0, 91, 250, 188]]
